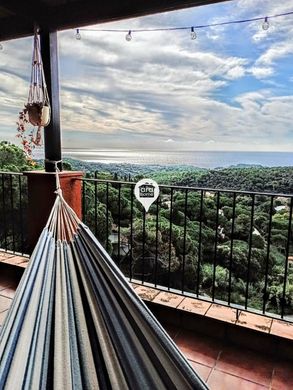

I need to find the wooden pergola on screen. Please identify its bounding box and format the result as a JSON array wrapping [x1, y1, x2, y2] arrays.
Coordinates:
[[0, 0, 231, 171]]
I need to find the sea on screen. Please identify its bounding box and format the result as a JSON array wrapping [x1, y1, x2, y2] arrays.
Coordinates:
[[57, 149, 293, 169]]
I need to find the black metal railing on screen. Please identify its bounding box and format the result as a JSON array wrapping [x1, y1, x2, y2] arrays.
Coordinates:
[[82, 177, 293, 322], [1, 171, 292, 322], [0, 172, 28, 255]]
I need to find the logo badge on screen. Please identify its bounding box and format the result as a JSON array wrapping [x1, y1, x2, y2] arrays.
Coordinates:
[[134, 179, 160, 212]]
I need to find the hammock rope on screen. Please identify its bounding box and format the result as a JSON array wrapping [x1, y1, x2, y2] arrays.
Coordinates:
[[0, 168, 208, 389]]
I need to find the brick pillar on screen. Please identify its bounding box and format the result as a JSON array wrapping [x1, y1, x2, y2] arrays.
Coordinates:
[[23, 171, 84, 254]]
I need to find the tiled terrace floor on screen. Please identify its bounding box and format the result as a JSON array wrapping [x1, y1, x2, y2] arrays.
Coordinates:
[[163, 322, 293, 389], [1, 255, 293, 389]]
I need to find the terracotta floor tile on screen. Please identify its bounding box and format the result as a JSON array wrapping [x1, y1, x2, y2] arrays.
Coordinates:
[[207, 370, 269, 390], [0, 281, 11, 291], [0, 296, 12, 313], [188, 360, 212, 382], [206, 304, 237, 324], [0, 275, 16, 291], [270, 320, 293, 341], [0, 310, 8, 326], [161, 323, 180, 339], [177, 297, 211, 315], [18, 261, 29, 268], [0, 287, 16, 299], [236, 311, 272, 333], [152, 291, 184, 308], [271, 360, 293, 390], [134, 285, 160, 301], [215, 347, 274, 386], [175, 329, 222, 366], [3, 256, 26, 266], [0, 252, 15, 260]]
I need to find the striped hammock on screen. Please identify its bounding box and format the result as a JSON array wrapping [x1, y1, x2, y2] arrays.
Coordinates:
[[0, 175, 207, 389]]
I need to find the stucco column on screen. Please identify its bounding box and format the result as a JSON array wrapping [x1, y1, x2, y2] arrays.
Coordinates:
[[23, 171, 83, 254]]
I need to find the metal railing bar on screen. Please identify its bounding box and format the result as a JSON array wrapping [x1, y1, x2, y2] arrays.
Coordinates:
[[245, 194, 255, 309], [168, 188, 174, 290], [212, 191, 220, 300], [263, 196, 274, 314], [228, 192, 236, 305], [181, 189, 188, 294], [154, 196, 160, 287], [77, 177, 293, 198], [281, 198, 293, 318], [196, 189, 204, 297]]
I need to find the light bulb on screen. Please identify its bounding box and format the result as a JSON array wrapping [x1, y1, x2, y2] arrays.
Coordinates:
[[0, 43, 3, 51], [190, 27, 197, 40], [125, 30, 132, 41], [262, 17, 269, 31], [75, 29, 81, 40]]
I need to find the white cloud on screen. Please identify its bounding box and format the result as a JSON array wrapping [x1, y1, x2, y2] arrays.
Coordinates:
[[0, 0, 293, 152], [256, 41, 293, 66], [248, 66, 274, 79]]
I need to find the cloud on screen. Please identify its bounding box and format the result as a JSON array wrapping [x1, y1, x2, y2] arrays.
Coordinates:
[[0, 0, 292, 152], [248, 66, 274, 79], [256, 41, 293, 66]]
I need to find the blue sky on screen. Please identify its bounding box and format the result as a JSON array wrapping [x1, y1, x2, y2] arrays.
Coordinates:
[[0, 0, 293, 151]]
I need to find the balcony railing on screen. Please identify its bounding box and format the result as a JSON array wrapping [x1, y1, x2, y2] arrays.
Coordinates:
[[82, 176, 293, 322], [0, 172, 28, 255], [0, 171, 292, 322]]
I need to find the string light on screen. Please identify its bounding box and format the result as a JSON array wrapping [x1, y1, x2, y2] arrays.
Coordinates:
[[125, 30, 132, 41], [75, 28, 81, 40], [262, 17, 270, 30], [75, 10, 293, 39], [190, 27, 197, 40]]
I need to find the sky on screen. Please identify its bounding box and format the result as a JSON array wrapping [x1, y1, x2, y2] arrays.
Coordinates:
[[0, 0, 293, 152]]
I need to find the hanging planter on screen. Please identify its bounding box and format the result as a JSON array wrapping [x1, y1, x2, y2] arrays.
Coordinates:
[[16, 29, 51, 155], [26, 30, 51, 127]]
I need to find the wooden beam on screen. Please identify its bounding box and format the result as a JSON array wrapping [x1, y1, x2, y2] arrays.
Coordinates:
[[0, 0, 231, 41], [40, 30, 62, 172]]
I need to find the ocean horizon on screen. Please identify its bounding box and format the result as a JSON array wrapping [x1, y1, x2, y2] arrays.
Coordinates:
[[62, 149, 292, 169], [34, 149, 293, 169]]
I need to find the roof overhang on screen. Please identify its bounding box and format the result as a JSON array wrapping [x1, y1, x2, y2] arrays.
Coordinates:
[[0, 0, 231, 41]]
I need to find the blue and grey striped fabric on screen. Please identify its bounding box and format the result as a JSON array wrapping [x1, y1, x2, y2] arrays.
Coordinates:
[[0, 195, 208, 389]]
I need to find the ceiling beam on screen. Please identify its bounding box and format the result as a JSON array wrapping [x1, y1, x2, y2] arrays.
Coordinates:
[[0, 0, 231, 41]]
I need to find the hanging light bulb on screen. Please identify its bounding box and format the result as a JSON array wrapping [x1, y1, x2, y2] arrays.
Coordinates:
[[75, 28, 81, 40], [262, 17, 269, 31], [125, 30, 132, 41], [190, 27, 197, 40]]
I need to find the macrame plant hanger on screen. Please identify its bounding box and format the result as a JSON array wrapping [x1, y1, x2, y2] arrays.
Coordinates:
[[26, 28, 51, 145]]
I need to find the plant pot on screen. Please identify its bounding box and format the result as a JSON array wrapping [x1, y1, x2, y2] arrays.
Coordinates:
[[40, 105, 50, 127], [27, 103, 50, 127]]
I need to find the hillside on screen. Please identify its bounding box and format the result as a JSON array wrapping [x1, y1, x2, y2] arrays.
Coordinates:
[[63, 157, 293, 194]]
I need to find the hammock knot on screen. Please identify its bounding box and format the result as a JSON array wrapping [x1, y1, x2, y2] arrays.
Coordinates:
[[54, 188, 63, 196]]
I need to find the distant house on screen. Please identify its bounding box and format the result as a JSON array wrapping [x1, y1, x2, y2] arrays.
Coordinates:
[[109, 228, 130, 257], [288, 256, 293, 269], [253, 228, 261, 236], [275, 205, 286, 212]]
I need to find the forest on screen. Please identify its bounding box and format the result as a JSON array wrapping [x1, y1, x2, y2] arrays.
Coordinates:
[[1, 141, 292, 318]]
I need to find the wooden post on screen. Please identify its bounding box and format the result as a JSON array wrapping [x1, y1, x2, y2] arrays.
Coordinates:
[[40, 30, 62, 172]]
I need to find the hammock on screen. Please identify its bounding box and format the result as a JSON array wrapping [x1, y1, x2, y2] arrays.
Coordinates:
[[0, 173, 207, 389]]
